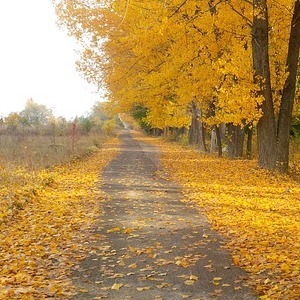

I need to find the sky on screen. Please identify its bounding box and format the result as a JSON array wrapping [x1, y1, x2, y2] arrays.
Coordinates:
[[0, 1, 103, 120]]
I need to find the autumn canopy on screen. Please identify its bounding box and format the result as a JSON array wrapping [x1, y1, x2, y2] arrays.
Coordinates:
[[55, 0, 300, 173]]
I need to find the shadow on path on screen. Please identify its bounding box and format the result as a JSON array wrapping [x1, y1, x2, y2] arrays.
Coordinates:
[[72, 130, 258, 300]]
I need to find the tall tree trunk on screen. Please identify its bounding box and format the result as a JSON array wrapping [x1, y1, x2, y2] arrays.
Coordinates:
[[198, 122, 207, 152], [215, 126, 223, 157], [188, 102, 198, 144], [163, 127, 169, 138], [188, 101, 207, 151], [277, 0, 300, 173], [227, 123, 245, 158], [252, 0, 277, 170], [245, 126, 253, 159]]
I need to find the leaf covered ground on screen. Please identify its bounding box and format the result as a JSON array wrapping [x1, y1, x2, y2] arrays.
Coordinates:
[[152, 138, 300, 300], [1, 131, 299, 299], [69, 131, 257, 300], [0, 140, 119, 299]]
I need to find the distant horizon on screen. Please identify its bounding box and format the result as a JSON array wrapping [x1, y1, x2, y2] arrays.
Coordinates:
[[0, 96, 108, 121]]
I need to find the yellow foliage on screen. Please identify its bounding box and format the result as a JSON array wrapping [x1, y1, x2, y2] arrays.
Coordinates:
[[56, 0, 299, 132]]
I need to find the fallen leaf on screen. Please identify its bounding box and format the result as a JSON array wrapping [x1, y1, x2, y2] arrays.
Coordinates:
[[128, 263, 137, 269], [107, 227, 121, 233], [124, 228, 133, 234], [184, 280, 195, 286], [129, 246, 136, 252], [175, 258, 190, 268], [111, 283, 123, 290], [204, 264, 212, 268], [118, 259, 126, 266], [189, 275, 199, 281], [213, 277, 223, 286], [137, 287, 151, 291], [213, 277, 223, 281]]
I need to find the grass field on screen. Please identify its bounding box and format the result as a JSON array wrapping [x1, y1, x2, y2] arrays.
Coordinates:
[[0, 132, 110, 170]]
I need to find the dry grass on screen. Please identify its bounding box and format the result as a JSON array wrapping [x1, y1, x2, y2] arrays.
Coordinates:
[[0, 130, 117, 226], [0, 132, 110, 170]]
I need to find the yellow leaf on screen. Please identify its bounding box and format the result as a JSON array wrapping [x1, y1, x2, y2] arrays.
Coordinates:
[[222, 283, 231, 287], [213, 277, 223, 281], [184, 280, 195, 286], [129, 263, 137, 269], [118, 259, 126, 266], [280, 263, 290, 272], [107, 227, 121, 233], [111, 283, 123, 290], [175, 258, 190, 268], [189, 275, 199, 281], [129, 246, 136, 252], [124, 227, 133, 234], [213, 277, 222, 285], [137, 287, 151, 291]]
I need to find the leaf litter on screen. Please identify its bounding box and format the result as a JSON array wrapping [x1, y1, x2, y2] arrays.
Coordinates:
[[0, 140, 120, 299], [69, 132, 258, 299], [155, 137, 300, 300]]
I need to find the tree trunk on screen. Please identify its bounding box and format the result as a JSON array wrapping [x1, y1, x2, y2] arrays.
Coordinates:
[[198, 122, 207, 152], [188, 101, 207, 151], [188, 102, 198, 144], [245, 126, 253, 159], [227, 123, 245, 158], [215, 126, 223, 157], [163, 127, 169, 138], [252, 0, 277, 170], [277, 0, 300, 173], [210, 128, 217, 153]]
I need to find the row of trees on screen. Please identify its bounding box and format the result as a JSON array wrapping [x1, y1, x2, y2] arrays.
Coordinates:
[[1, 98, 110, 137], [55, 0, 300, 173]]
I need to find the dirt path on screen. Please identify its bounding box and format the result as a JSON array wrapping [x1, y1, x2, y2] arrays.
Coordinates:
[[72, 130, 258, 300]]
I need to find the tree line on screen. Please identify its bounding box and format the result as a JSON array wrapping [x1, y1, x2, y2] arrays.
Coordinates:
[[54, 0, 300, 173], [0, 98, 112, 138]]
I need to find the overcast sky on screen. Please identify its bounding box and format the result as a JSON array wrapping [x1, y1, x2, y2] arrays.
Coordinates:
[[0, 1, 102, 120]]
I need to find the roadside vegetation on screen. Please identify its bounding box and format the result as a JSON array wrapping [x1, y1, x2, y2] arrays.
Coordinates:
[[0, 99, 119, 170], [0, 99, 121, 299]]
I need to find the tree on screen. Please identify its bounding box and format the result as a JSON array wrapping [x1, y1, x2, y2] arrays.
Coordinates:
[[78, 115, 94, 134], [54, 0, 300, 172], [250, 0, 300, 172], [276, 0, 300, 172], [4, 112, 21, 131], [20, 98, 53, 128]]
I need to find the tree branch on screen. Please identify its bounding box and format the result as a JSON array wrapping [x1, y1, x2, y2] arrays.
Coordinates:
[[227, 2, 253, 27], [169, 0, 188, 18], [116, 0, 130, 30]]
